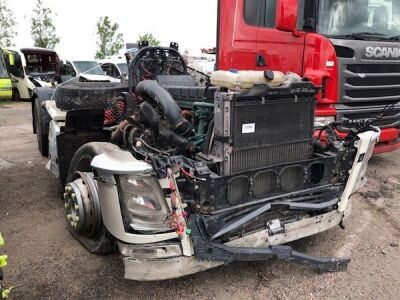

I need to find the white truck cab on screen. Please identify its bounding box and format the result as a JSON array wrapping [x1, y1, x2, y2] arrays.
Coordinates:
[[5, 47, 60, 101]]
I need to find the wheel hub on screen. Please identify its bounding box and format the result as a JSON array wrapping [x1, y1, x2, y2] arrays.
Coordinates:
[[63, 172, 101, 237]]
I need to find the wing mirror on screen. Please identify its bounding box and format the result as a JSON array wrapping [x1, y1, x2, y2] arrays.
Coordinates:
[[276, 0, 299, 33], [8, 53, 14, 66]]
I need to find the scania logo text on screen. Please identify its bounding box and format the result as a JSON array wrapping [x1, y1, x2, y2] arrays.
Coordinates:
[[365, 46, 400, 58]]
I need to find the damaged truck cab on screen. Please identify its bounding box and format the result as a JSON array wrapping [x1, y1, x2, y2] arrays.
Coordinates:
[[32, 1, 381, 281], [35, 45, 379, 280]]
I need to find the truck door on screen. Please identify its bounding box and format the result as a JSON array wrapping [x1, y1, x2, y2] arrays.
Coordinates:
[[217, 0, 261, 70], [256, 0, 306, 74], [7, 51, 29, 100]]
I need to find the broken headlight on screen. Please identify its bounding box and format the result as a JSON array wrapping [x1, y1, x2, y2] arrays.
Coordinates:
[[118, 175, 171, 232]]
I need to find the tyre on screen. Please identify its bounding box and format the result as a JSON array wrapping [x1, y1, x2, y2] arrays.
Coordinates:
[[12, 88, 20, 102], [34, 98, 51, 156], [54, 81, 128, 110], [65, 142, 120, 254]]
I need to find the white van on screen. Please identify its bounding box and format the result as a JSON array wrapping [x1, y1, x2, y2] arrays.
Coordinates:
[[60, 59, 120, 83], [6, 47, 60, 101]]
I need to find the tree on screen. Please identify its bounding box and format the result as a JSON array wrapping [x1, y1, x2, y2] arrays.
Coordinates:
[[137, 33, 160, 47], [95, 16, 124, 59], [30, 0, 60, 49], [0, 0, 17, 47]]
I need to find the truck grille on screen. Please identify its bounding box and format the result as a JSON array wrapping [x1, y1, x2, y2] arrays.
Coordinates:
[[342, 107, 400, 128], [343, 64, 400, 102], [339, 63, 400, 128]]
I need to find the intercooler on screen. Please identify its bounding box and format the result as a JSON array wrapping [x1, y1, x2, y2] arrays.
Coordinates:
[[212, 87, 315, 175]]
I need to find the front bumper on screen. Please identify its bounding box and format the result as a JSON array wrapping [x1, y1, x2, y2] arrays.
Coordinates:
[[122, 206, 351, 281]]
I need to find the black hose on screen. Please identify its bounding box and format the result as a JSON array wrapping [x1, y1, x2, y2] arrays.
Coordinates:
[[140, 102, 160, 136], [139, 102, 192, 154], [136, 80, 191, 135]]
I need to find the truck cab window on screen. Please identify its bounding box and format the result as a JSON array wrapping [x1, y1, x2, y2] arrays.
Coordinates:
[[316, 0, 400, 37], [297, 0, 318, 30], [263, 0, 277, 28], [244, 0, 262, 26]]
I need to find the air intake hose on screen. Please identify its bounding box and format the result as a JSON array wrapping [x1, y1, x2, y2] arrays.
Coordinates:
[[140, 102, 193, 153], [136, 80, 191, 136]]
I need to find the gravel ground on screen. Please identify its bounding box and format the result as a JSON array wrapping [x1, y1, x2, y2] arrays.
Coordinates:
[[0, 102, 399, 299]]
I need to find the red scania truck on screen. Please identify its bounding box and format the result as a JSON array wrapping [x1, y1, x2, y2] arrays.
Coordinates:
[[218, 0, 400, 153]]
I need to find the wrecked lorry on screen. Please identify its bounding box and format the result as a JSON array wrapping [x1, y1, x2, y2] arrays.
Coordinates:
[[32, 45, 380, 280]]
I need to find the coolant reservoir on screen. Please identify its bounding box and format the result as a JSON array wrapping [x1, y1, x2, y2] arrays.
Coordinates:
[[210, 69, 285, 90]]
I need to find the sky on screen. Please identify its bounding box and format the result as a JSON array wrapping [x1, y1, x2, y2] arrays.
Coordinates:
[[8, 0, 218, 59]]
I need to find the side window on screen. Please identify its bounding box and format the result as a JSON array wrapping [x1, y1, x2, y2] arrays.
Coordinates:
[[100, 63, 107, 73], [103, 64, 114, 77], [244, 0, 262, 26], [9, 52, 24, 78], [112, 65, 120, 78], [66, 62, 76, 77], [60, 63, 68, 75], [264, 0, 277, 28]]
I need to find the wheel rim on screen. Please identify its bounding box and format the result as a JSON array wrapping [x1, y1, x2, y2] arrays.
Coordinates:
[[63, 172, 102, 237]]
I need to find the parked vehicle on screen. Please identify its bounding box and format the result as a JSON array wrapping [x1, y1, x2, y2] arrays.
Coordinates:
[[99, 58, 129, 81], [32, 41, 379, 280], [5, 47, 60, 101], [60, 59, 121, 83], [218, 0, 400, 154], [0, 48, 12, 101]]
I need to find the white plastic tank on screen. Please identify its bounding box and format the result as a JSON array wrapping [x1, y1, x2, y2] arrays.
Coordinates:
[[210, 69, 285, 90]]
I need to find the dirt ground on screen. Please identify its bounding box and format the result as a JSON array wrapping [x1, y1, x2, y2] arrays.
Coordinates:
[[0, 102, 399, 299]]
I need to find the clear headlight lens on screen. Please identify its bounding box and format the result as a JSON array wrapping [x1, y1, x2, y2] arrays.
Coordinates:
[[118, 175, 170, 232], [314, 116, 335, 128]]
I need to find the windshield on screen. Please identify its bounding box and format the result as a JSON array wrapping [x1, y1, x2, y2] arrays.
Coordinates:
[[117, 63, 128, 75], [74, 61, 105, 75], [24, 53, 59, 75], [317, 0, 400, 38]]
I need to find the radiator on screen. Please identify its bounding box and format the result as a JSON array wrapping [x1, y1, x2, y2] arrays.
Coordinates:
[[212, 87, 315, 176]]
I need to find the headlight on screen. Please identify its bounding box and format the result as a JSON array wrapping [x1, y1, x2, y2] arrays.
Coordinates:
[[118, 175, 171, 232], [314, 116, 335, 128]]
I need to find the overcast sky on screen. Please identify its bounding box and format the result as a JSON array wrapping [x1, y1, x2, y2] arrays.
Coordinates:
[[9, 0, 218, 59]]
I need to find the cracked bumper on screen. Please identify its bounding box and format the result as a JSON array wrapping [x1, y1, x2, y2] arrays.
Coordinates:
[[122, 204, 351, 281]]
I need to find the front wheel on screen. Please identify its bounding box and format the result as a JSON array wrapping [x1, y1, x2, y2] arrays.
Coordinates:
[[12, 89, 21, 102], [34, 98, 50, 156], [64, 142, 120, 254]]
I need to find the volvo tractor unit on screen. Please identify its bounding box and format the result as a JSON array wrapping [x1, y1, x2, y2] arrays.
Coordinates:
[[32, 43, 379, 280]]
